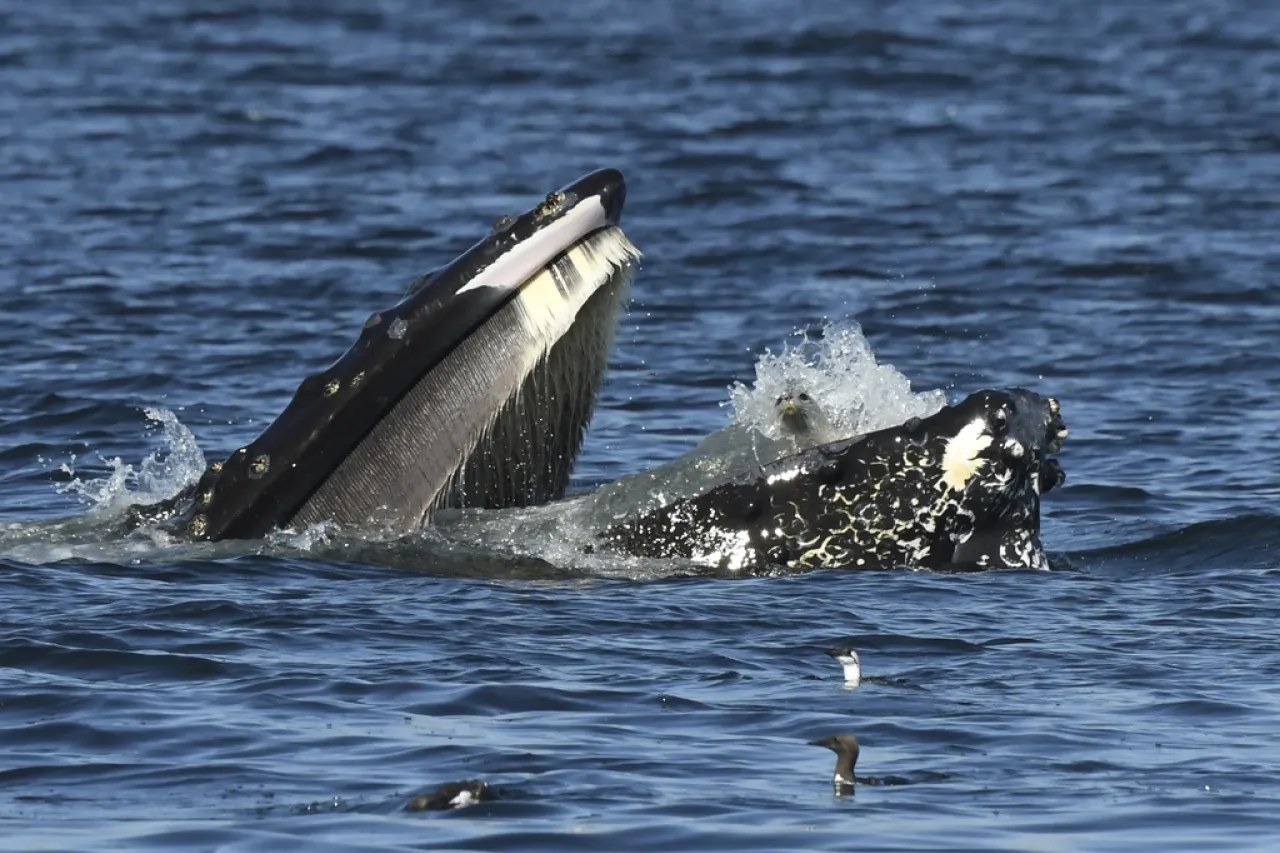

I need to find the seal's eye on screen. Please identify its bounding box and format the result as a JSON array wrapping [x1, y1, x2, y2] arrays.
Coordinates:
[[798, 393, 811, 402], [775, 395, 785, 406]]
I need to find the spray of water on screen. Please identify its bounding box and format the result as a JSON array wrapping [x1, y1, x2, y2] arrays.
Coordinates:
[[56, 408, 207, 516], [727, 320, 945, 441]]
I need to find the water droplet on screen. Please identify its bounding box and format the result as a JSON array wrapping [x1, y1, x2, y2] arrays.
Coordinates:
[[388, 318, 408, 340]]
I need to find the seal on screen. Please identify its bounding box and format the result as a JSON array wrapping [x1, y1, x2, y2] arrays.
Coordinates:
[[774, 389, 843, 447], [577, 385, 853, 529], [599, 388, 1068, 573]]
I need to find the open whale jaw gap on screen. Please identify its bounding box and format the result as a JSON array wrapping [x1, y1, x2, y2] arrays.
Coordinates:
[[288, 226, 640, 537], [442, 262, 628, 511]]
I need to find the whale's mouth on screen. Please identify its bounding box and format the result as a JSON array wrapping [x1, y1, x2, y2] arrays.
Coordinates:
[[941, 389, 1068, 570], [146, 169, 641, 542], [967, 389, 1068, 502]]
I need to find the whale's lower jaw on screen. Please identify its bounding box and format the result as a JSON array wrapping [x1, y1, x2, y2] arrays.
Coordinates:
[[290, 228, 637, 536], [120, 169, 641, 542]]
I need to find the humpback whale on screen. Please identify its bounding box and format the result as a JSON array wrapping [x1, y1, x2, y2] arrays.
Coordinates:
[[116, 168, 1069, 573], [600, 389, 1068, 573], [126, 169, 640, 541]]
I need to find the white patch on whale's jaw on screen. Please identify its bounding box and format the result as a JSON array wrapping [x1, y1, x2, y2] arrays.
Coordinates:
[[507, 225, 640, 347], [457, 196, 610, 294], [939, 417, 994, 491]]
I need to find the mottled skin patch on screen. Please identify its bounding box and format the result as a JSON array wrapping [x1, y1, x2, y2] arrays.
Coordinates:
[[600, 389, 1067, 573]]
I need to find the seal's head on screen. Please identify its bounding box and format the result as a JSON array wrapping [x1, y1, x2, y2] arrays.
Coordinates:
[[774, 388, 844, 447], [775, 391, 818, 435]]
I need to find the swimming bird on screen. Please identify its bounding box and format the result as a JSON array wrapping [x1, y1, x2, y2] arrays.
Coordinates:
[[809, 733, 860, 793], [405, 779, 495, 811], [825, 645, 861, 685]]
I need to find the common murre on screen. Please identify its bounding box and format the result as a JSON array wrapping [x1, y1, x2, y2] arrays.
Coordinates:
[[824, 645, 909, 687], [405, 779, 495, 811], [825, 645, 861, 686], [809, 733, 860, 793]]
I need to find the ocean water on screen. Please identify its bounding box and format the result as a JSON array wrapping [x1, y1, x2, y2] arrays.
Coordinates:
[[2, 1, 1279, 850]]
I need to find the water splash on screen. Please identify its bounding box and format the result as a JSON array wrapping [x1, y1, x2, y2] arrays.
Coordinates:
[[56, 408, 207, 516], [727, 320, 946, 441], [577, 320, 946, 522]]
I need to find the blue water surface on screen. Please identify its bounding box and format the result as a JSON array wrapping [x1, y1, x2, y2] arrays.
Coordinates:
[[2, 1, 1279, 850]]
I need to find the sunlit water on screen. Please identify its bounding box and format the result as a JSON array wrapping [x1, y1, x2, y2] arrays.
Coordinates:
[[2, 1, 1279, 850]]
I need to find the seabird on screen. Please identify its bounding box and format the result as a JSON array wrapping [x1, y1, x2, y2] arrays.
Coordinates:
[[825, 645, 862, 685], [809, 733, 860, 793], [405, 779, 495, 811]]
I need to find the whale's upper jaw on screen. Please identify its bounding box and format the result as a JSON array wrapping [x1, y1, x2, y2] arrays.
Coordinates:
[[404, 168, 627, 302], [598, 387, 1068, 574], [938, 388, 1068, 507], [929, 389, 1068, 571], [158, 168, 636, 542]]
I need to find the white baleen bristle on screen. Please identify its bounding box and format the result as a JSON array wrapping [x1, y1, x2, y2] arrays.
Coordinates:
[[432, 226, 640, 508], [511, 225, 641, 342]]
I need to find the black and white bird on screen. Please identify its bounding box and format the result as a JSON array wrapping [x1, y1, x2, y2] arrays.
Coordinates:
[[405, 779, 495, 811], [825, 645, 862, 685]]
